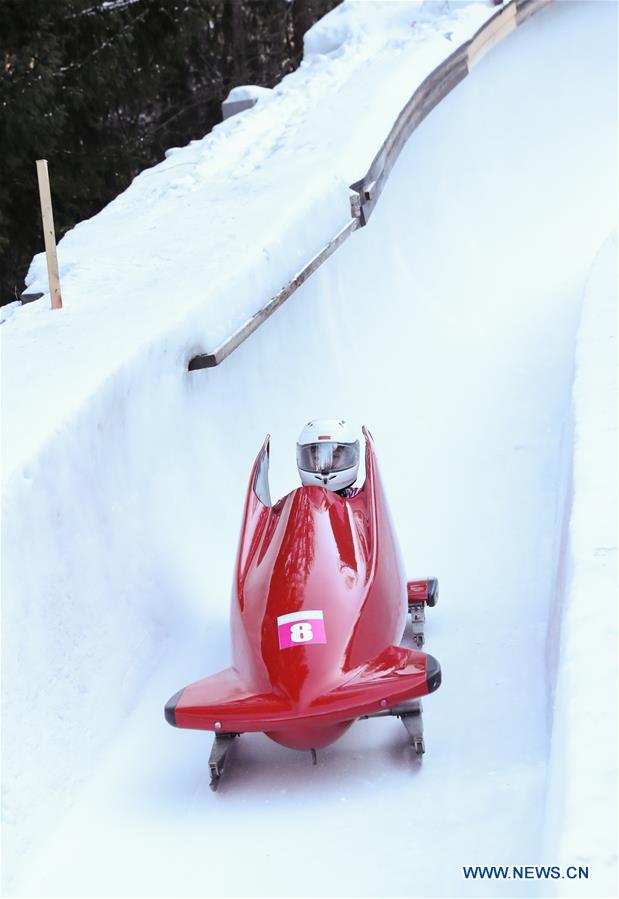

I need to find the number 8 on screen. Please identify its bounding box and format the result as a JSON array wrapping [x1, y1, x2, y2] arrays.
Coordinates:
[[290, 622, 313, 643]]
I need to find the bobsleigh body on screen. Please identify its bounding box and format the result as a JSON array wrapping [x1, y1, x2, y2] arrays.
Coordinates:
[[166, 428, 441, 755]]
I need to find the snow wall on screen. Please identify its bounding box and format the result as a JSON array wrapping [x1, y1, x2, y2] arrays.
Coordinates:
[[2, 1, 617, 895], [542, 232, 617, 895]]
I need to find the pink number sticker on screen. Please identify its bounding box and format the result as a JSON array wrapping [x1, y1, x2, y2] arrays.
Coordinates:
[[277, 610, 326, 650]]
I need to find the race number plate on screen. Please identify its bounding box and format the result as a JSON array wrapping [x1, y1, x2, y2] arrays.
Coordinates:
[[277, 610, 326, 650]]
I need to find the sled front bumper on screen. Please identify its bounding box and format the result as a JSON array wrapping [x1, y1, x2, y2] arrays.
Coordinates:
[[164, 649, 441, 731]]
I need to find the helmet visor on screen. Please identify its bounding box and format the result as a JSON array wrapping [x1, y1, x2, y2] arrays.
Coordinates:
[[296, 441, 359, 474]]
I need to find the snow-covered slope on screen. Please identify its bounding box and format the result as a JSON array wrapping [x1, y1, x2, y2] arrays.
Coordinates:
[[2, 1, 617, 896]]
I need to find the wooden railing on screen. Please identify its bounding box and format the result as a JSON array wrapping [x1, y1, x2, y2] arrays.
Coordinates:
[[189, 0, 553, 371]]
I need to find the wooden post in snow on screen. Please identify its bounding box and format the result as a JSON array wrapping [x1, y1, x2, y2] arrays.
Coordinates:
[[36, 159, 63, 310]]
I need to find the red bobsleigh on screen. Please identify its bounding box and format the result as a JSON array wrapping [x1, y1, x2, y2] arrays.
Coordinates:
[[165, 428, 441, 789]]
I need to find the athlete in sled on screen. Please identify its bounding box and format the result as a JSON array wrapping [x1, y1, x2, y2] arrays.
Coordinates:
[[165, 420, 441, 790]]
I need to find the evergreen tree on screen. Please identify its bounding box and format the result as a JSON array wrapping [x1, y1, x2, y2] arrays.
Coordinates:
[[0, 0, 339, 304]]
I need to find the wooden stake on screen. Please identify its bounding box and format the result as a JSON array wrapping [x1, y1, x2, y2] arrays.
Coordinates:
[[36, 159, 63, 310]]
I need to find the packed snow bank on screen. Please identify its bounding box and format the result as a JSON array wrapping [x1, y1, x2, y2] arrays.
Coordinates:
[[223, 84, 272, 105], [543, 232, 618, 897], [2, 1, 617, 896], [221, 84, 273, 118]]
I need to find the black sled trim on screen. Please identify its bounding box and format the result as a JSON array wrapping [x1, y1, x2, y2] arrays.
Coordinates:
[[165, 689, 184, 727], [427, 577, 439, 607], [425, 655, 442, 693]]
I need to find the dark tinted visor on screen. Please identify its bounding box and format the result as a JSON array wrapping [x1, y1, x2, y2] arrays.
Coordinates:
[[296, 441, 359, 474]]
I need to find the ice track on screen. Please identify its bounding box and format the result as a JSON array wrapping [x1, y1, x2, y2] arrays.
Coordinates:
[[5, 2, 616, 896]]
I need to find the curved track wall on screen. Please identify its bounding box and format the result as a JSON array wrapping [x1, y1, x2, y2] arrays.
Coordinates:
[[543, 233, 617, 896]]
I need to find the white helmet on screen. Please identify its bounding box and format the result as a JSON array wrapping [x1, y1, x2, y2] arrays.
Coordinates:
[[296, 419, 360, 492]]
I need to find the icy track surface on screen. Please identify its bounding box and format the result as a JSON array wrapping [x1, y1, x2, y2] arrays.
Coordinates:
[[2, 2, 617, 897]]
